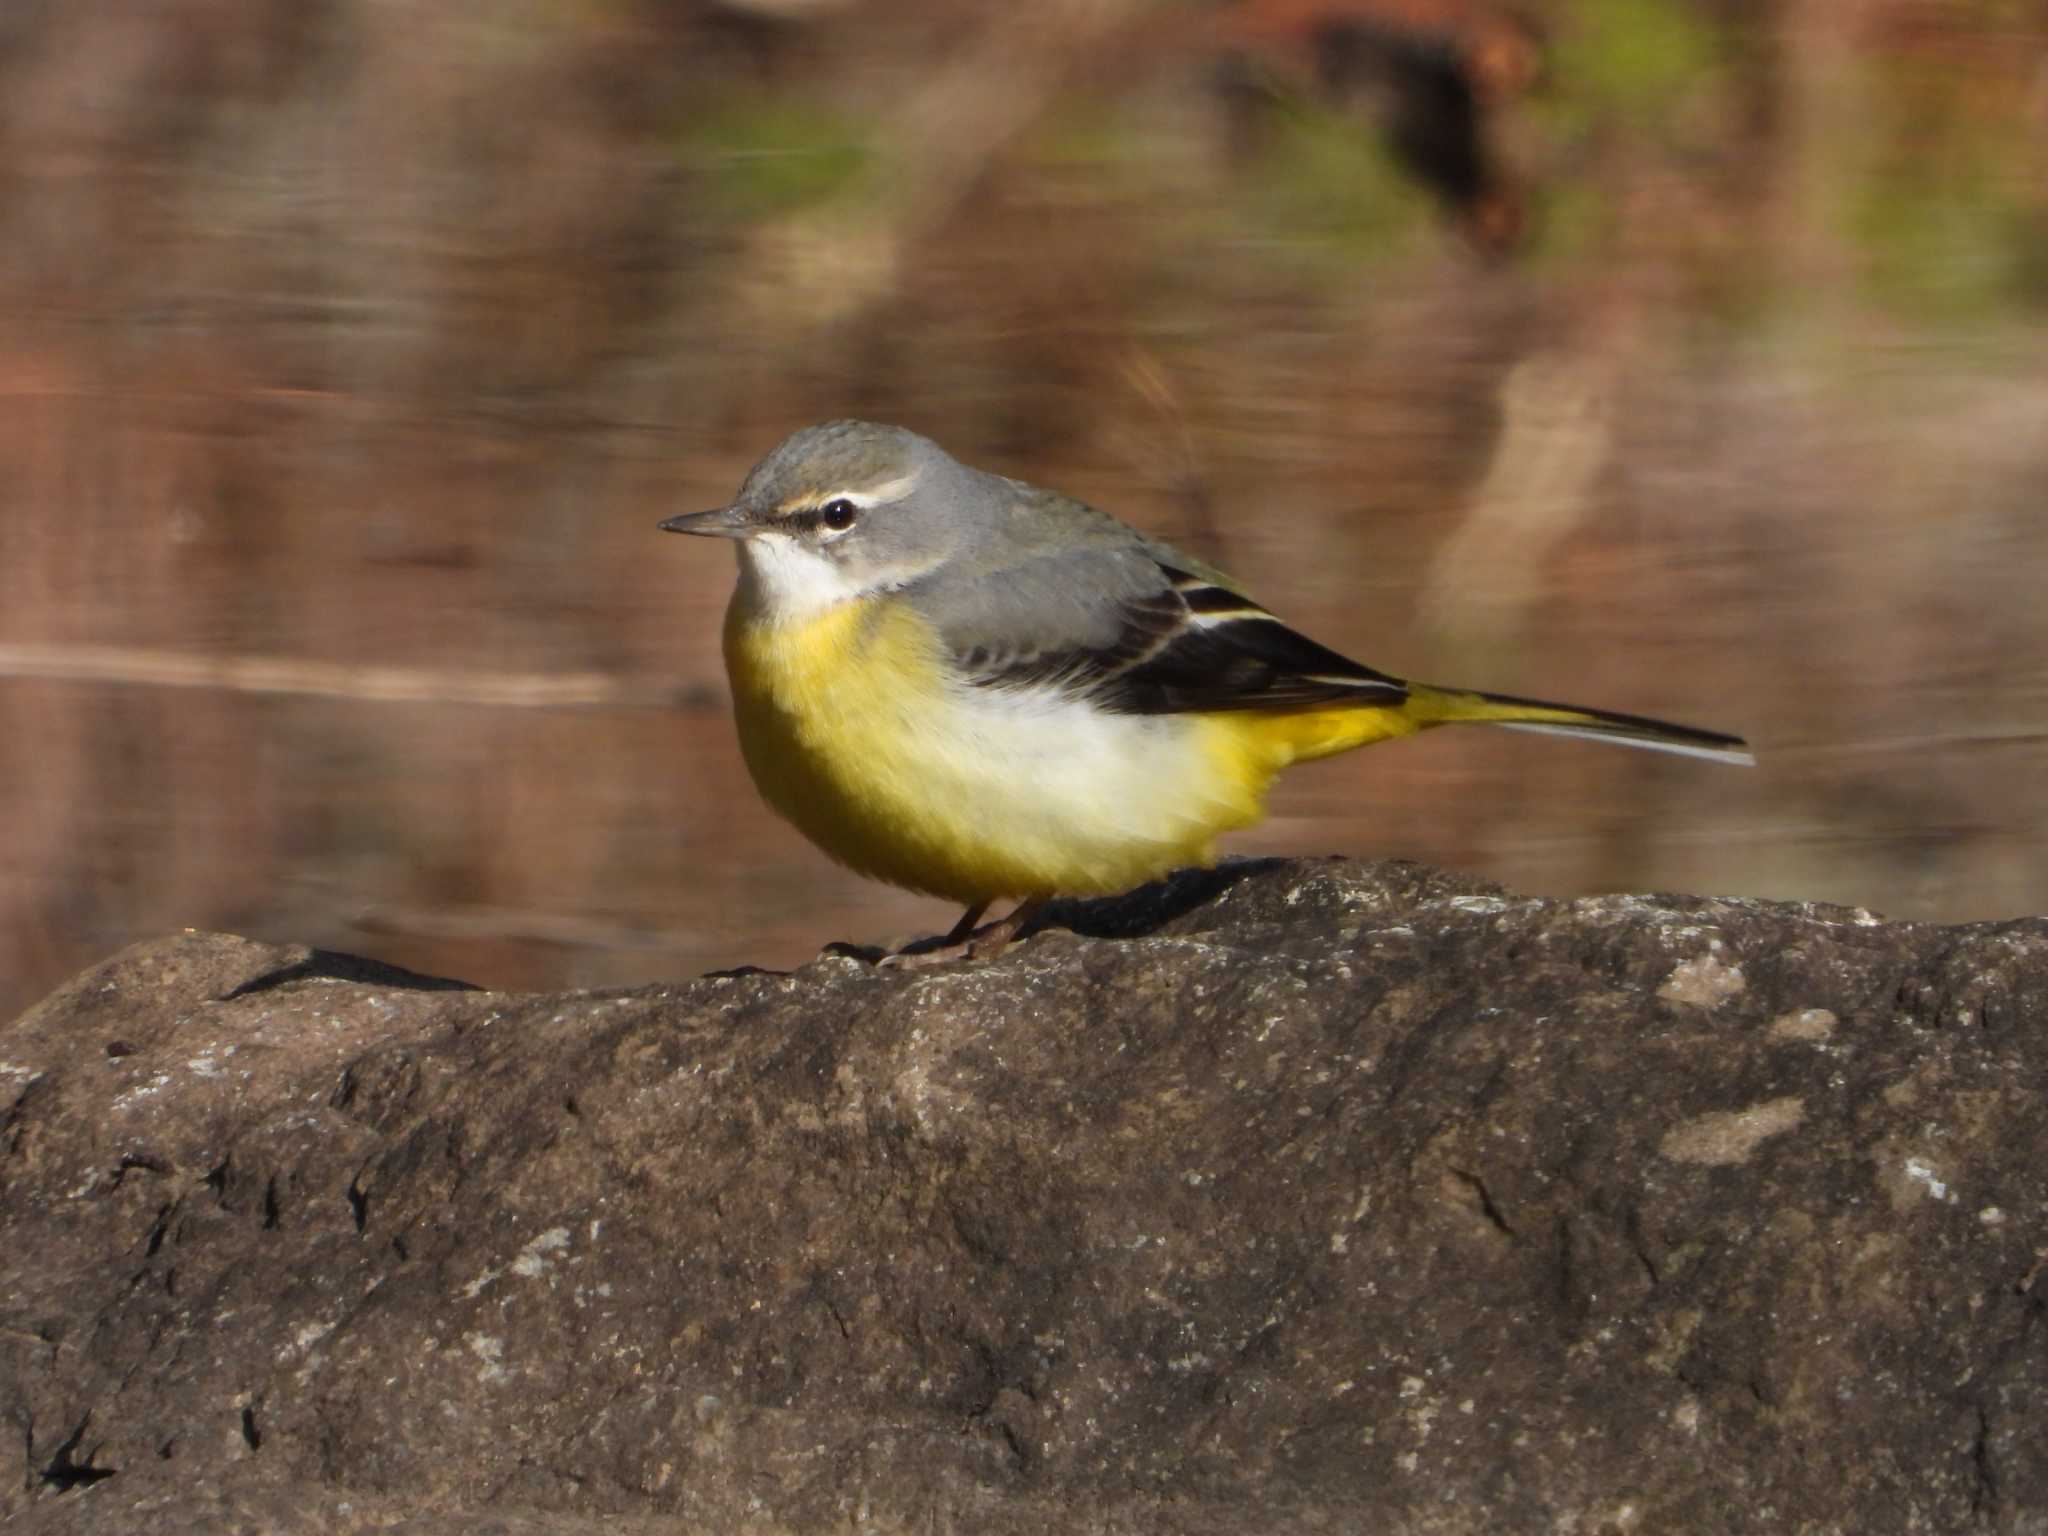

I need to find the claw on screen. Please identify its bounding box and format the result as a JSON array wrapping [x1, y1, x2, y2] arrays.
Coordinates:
[[874, 897, 1047, 968]]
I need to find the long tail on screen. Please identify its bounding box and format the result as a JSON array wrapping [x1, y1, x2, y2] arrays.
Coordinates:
[[1406, 684, 1755, 766]]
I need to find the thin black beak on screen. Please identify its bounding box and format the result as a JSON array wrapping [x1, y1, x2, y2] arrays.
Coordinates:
[[658, 505, 753, 539]]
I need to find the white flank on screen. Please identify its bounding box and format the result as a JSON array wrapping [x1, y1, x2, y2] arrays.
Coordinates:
[[926, 677, 1235, 883]]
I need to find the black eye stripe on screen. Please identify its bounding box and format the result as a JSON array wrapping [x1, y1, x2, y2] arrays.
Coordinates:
[[782, 498, 859, 533]]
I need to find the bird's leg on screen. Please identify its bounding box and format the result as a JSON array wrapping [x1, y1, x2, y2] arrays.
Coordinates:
[[875, 901, 988, 969], [878, 897, 1047, 969], [962, 895, 1048, 962], [940, 901, 991, 948]]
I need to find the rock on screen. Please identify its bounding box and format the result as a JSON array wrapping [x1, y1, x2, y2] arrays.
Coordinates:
[[3, 858, 2045, 1534]]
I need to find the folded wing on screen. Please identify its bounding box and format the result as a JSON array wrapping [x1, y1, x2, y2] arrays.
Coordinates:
[[952, 560, 1410, 716]]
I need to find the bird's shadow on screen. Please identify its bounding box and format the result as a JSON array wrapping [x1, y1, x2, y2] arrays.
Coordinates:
[[1047, 857, 1290, 939]]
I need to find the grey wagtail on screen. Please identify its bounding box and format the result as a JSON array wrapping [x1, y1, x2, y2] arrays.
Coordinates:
[[662, 420, 1751, 963]]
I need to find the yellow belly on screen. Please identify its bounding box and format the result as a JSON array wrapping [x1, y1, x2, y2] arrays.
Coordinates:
[[722, 597, 1416, 904]]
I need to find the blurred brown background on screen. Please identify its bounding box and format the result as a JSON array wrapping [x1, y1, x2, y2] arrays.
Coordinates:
[[3, 0, 2045, 1012]]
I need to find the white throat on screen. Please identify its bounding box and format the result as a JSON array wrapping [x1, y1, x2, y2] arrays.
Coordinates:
[[734, 533, 866, 625]]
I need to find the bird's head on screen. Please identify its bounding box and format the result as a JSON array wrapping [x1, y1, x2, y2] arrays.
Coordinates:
[[661, 420, 977, 621]]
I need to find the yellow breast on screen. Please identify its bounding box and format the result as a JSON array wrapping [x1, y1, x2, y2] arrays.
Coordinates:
[[722, 596, 1320, 903], [724, 596, 962, 896]]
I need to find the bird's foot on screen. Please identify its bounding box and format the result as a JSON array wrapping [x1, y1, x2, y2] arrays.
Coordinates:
[[874, 938, 974, 970], [875, 897, 1047, 969]]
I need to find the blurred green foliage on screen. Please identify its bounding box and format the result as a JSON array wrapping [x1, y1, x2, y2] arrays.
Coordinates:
[[1526, 174, 1608, 273], [1852, 57, 2048, 321], [1549, 0, 1727, 137], [1238, 99, 1434, 270], [680, 95, 869, 219]]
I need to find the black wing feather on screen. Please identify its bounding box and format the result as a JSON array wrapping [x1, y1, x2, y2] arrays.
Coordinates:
[[968, 564, 1409, 716]]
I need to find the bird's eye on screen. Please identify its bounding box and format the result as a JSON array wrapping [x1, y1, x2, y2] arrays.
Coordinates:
[[818, 498, 858, 533]]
